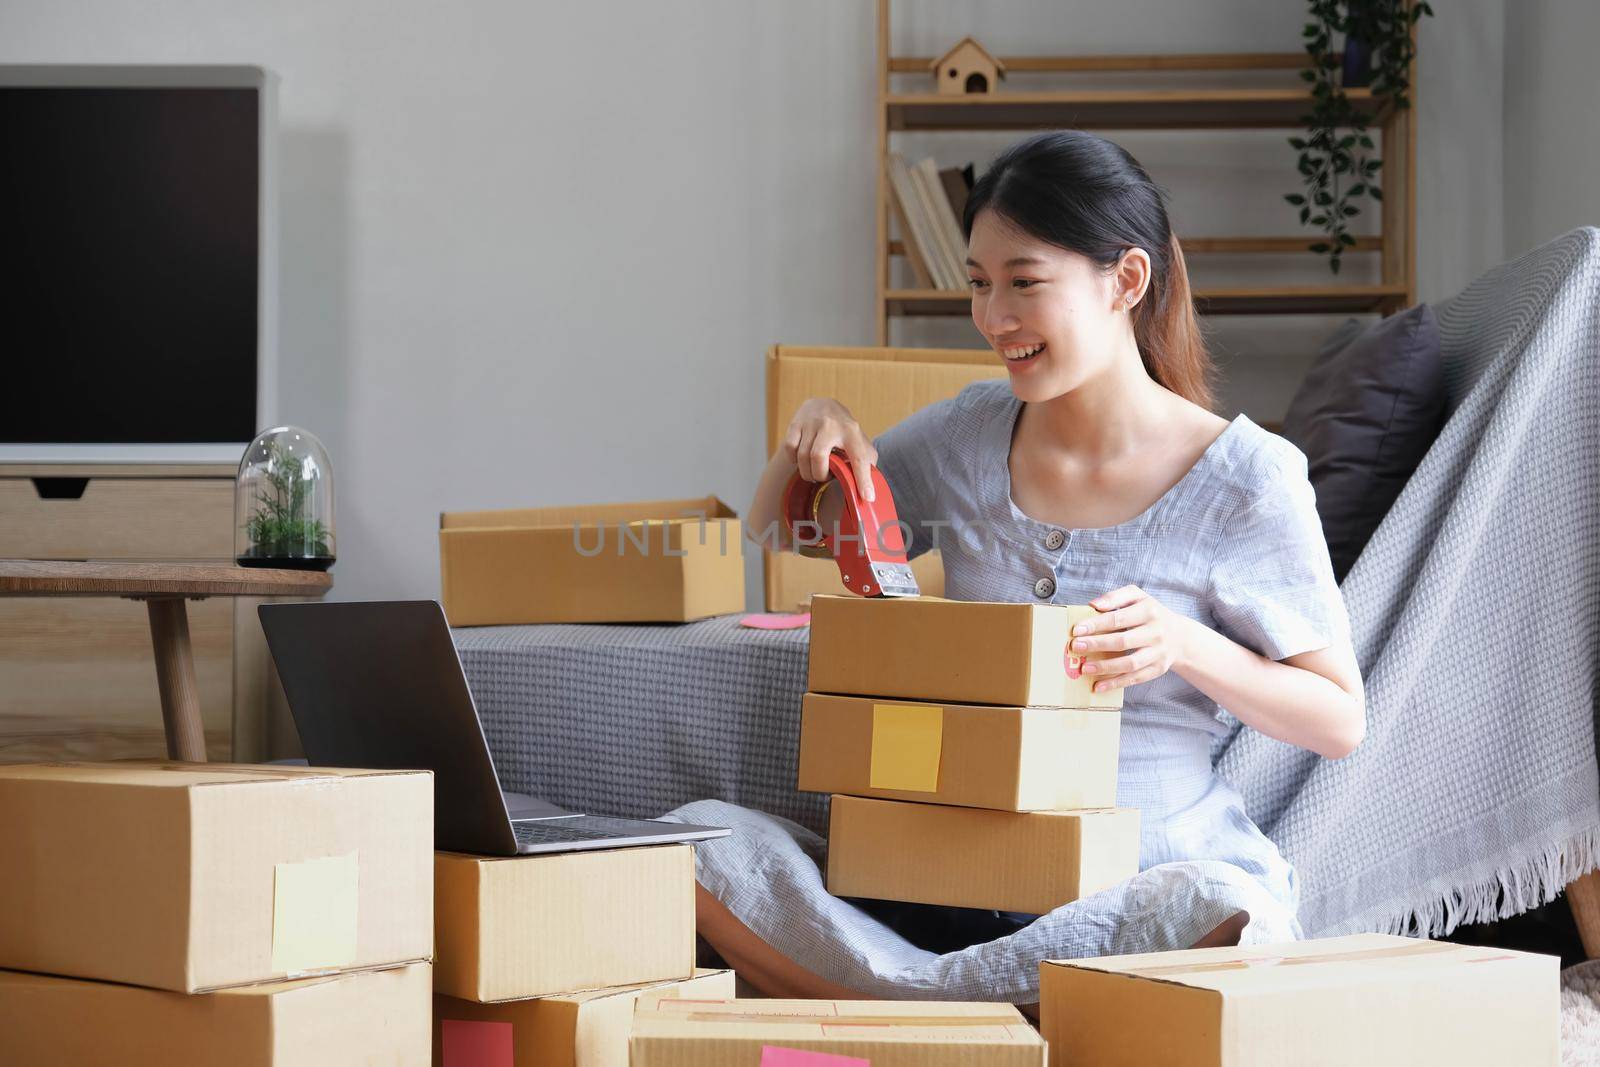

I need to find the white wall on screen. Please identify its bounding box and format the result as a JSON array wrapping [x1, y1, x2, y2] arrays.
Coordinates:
[[1503, 0, 1600, 258], [0, 1, 1509, 609]]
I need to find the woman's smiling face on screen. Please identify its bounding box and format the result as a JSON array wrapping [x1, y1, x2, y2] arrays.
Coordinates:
[[966, 208, 1142, 403]]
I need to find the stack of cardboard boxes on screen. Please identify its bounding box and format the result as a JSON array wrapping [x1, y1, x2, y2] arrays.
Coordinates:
[[798, 594, 1141, 915], [0, 762, 436, 1064], [431, 843, 734, 1066]]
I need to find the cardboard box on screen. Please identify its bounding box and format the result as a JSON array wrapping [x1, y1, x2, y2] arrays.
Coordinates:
[[434, 844, 697, 1002], [630, 994, 1046, 1066], [808, 595, 1124, 709], [763, 344, 1005, 612], [1039, 933, 1559, 1066], [798, 693, 1120, 810], [0, 962, 431, 1066], [434, 968, 733, 1067], [439, 495, 744, 626], [0, 761, 433, 993], [826, 795, 1139, 914]]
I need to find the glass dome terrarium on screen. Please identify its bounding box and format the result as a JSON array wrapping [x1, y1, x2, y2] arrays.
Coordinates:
[[235, 426, 336, 570]]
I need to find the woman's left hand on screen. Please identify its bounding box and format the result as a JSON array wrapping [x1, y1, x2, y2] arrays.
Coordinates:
[[1070, 584, 1190, 694]]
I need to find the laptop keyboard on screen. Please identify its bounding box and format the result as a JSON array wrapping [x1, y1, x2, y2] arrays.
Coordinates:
[[511, 815, 662, 846]]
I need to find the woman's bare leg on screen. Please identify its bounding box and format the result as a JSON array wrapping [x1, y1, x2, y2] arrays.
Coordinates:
[[1190, 909, 1249, 948], [696, 884, 866, 998]]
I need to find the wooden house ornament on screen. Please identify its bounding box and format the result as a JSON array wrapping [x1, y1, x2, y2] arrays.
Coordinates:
[[932, 36, 1006, 96]]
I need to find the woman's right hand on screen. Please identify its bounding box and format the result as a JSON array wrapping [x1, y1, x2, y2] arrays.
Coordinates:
[[783, 398, 877, 503]]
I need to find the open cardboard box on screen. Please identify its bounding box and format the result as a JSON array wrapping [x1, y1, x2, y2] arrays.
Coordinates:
[[440, 495, 745, 626], [0, 962, 431, 1066], [1039, 933, 1560, 1066], [763, 344, 1005, 612], [434, 845, 697, 1003], [798, 692, 1120, 810], [0, 761, 433, 994]]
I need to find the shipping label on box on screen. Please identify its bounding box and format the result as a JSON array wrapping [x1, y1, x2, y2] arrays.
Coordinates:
[[434, 844, 697, 1003], [0, 962, 432, 1066], [629, 994, 1046, 1066], [807, 595, 1122, 709], [433, 968, 734, 1067], [798, 693, 1119, 810], [0, 761, 433, 994], [440, 495, 745, 626], [825, 795, 1139, 915], [1039, 933, 1560, 1067]]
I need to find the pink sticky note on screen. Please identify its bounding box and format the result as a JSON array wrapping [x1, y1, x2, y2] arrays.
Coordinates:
[[740, 612, 812, 630], [760, 1047, 869, 1067], [442, 1019, 513, 1067]]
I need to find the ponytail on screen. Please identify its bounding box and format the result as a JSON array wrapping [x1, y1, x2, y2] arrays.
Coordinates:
[[1132, 232, 1215, 411]]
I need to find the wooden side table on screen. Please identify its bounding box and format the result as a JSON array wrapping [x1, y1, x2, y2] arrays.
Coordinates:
[[0, 560, 331, 762]]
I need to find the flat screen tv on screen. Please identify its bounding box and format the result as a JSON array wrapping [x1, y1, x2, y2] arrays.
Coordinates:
[[0, 66, 277, 462]]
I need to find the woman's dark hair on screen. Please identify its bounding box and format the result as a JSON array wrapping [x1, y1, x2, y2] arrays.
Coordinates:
[[962, 130, 1216, 410]]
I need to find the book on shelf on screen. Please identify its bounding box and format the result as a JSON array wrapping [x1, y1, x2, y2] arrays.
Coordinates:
[[940, 163, 974, 230], [886, 154, 975, 292], [886, 160, 936, 290], [887, 152, 950, 290], [916, 157, 969, 290]]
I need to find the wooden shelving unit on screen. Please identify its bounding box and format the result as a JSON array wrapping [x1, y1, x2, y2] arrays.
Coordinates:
[[873, 0, 1419, 344]]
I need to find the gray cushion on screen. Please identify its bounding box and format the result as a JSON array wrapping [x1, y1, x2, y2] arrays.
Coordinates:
[[1281, 305, 1446, 583]]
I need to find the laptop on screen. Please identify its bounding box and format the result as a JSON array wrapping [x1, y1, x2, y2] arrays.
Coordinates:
[[258, 600, 730, 856]]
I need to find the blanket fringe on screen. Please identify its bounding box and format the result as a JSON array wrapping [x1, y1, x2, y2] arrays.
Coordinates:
[[1365, 825, 1600, 938]]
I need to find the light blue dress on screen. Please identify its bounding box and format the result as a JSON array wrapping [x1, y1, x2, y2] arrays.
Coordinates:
[[873, 379, 1350, 911], [667, 379, 1351, 1000]]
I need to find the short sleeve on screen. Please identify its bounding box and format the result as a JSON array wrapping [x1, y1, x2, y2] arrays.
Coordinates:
[[871, 396, 957, 563], [1208, 453, 1351, 661]]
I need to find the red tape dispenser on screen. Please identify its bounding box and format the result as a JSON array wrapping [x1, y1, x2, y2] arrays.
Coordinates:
[[781, 450, 920, 598]]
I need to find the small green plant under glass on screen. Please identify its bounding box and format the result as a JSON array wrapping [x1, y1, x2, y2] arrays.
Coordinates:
[[235, 426, 336, 571]]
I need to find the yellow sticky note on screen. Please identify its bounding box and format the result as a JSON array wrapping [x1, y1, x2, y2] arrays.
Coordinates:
[[870, 703, 943, 792], [271, 852, 359, 974]]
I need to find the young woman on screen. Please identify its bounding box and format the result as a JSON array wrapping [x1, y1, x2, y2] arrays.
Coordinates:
[[670, 130, 1364, 1001]]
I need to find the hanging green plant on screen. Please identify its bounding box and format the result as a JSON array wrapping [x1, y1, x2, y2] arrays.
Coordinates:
[[1285, 0, 1433, 275]]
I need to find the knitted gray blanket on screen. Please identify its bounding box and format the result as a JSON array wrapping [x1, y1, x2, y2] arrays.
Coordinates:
[[1216, 226, 1600, 936]]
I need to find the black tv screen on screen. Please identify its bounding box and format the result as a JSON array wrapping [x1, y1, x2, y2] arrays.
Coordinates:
[[0, 85, 259, 444]]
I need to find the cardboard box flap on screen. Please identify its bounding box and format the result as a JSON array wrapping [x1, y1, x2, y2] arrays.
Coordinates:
[[771, 344, 1004, 367], [1043, 933, 1533, 995], [0, 761, 420, 789], [634, 996, 1039, 1044], [549, 968, 731, 1007], [441, 495, 734, 530], [766, 346, 1005, 453]]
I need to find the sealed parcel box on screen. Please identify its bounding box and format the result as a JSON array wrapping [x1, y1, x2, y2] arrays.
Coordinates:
[[440, 494, 745, 626], [0, 962, 431, 1067], [807, 594, 1124, 709], [630, 994, 1046, 1066], [826, 795, 1139, 914], [1039, 934, 1560, 1067], [0, 761, 433, 993], [798, 693, 1120, 810], [434, 844, 697, 1002], [434, 968, 733, 1067]]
